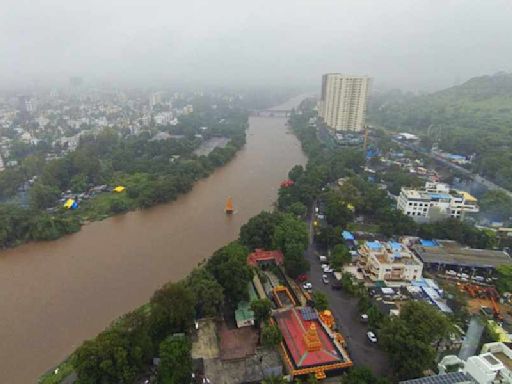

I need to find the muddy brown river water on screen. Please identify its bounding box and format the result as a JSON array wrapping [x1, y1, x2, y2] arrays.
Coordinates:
[[0, 96, 307, 383]]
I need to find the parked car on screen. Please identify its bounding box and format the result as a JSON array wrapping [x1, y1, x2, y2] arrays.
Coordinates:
[[322, 274, 329, 284], [360, 314, 369, 322], [367, 331, 377, 343], [296, 274, 308, 282], [303, 282, 313, 290]]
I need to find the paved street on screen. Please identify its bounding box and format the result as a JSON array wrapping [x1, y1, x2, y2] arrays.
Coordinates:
[[305, 214, 391, 377]]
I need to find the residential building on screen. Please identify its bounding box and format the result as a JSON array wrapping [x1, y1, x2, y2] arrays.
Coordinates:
[[401, 342, 512, 384], [358, 241, 423, 285], [397, 182, 479, 223], [318, 73, 370, 132]]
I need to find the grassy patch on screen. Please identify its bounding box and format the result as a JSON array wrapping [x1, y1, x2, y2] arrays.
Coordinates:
[[72, 192, 135, 222], [38, 358, 74, 384], [347, 222, 381, 233]]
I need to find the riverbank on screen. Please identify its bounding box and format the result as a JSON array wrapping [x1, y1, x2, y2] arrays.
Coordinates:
[[0, 102, 306, 383]]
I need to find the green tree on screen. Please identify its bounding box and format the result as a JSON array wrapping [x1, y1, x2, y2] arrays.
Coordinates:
[[261, 322, 282, 347], [29, 182, 60, 209], [323, 190, 354, 228], [239, 211, 281, 250], [73, 310, 152, 384], [340, 366, 390, 384], [380, 301, 452, 381], [288, 165, 305, 182], [480, 190, 512, 222], [187, 269, 224, 317], [312, 291, 329, 311], [330, 244, 351, 270], [496, 265, 512, 293], [158, 335, 192, 384], [315, 225, 341, 250], [149, 282, 195, 344], [207, 241, 252, 303], [251, 299, 272, 325], [273, 214, 309, 278], [288, 201, 307, 217]]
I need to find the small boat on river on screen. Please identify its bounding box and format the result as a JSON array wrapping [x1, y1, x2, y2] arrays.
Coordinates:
[[225, 196, 234, 214]]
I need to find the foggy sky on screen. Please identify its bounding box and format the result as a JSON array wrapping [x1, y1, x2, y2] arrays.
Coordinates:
[[2, 0, 512, 91]]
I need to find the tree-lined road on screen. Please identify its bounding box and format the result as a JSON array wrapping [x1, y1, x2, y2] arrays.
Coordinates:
[[304, 212, 391, 377]]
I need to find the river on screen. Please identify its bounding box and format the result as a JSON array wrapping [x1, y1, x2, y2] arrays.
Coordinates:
[[0, 95, 307, 383]]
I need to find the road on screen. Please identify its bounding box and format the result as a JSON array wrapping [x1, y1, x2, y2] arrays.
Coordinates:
[[393, 139, 512, 198], [304, 211, 391, 377]]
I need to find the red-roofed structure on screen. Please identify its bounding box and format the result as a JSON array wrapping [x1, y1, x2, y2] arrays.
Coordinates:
[[281, 179, 295, 188], [247, 249, 284, 267], [274, 307, 352, 379]]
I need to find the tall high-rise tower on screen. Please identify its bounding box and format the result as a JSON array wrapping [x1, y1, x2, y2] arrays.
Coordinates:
[[318, 74, 370, 132]]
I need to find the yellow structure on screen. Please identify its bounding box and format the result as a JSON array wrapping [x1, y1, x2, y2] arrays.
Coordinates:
[[273, 285, 296, 307], [304, 324, 322, 352], [319, 310, 335, 329], [63, 199, 75, 209], [113, 186, 126, 193], [488, 320, 512, 343]]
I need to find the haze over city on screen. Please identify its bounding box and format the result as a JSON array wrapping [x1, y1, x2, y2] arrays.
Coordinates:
[[2, 0, 512, 91]]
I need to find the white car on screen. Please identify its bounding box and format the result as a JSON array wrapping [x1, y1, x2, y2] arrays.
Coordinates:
[[367, 331, 377, 343], [360, 314, 369, 322], [322, 274, 329, 284], [303, 282, 312, 290]]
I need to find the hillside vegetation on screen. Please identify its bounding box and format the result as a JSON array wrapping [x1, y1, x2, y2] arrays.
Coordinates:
[[369, 72, 512, 189]]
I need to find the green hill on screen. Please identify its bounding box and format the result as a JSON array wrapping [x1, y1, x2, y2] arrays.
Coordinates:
[[369, 72, 512, 189]]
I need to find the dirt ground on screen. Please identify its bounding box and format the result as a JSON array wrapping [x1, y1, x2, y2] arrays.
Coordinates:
[[191, 319, 220, 359]]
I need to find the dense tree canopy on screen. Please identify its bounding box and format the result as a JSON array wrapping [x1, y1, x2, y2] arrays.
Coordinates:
[[206, 241, 252, 304], [158, 335, 192, 384], [272, 214, 309, 278], [340, 366, 390, 384], [186, 268, 225, 318], [380, 301, 452, 381], [149, 282, 196, 344], [73, 310, 152, 384], [239, 211, 282, 250], [369, 73, 512, 190]]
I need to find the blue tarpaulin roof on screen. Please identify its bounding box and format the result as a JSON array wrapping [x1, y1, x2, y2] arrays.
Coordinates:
[[389, 241, 402, 251], [366, 241, 382, 251], [420, 239, 439, 247], [429, 192, 452, 200], [342, 230, 354, 241]]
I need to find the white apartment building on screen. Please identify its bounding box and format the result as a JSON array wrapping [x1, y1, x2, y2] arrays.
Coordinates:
[[358, 241, 423, 285], [318, 73, 370, 132], [397, 182, 479, 223]]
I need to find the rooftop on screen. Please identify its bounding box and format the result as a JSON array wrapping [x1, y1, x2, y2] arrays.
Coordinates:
[[274, 307, 347, 369], [412, 240, 512, 269], [362, 241, 422, 266], [399, 372, 474, 384], [247, 249, 284, 267]]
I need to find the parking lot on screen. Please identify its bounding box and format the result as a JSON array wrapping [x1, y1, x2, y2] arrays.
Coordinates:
[[304, 219, 391, 377]]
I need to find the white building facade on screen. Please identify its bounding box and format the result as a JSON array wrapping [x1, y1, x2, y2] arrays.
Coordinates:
[[358, 241, 423, 284], [397, 182, 479, 223], [318, 74, 370, 132]]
